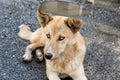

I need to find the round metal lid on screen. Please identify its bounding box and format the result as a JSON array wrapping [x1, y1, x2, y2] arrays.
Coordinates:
[[40, 1, 92, 17]]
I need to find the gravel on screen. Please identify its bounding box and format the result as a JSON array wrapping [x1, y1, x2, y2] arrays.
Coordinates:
[[0, 0, 120, 80]]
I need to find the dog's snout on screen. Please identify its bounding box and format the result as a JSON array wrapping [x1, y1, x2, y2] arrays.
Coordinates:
[[45, 53, 53, 59]]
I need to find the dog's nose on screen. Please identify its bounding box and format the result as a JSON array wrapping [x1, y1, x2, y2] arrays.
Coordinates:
[[45, 53, 53, 59]]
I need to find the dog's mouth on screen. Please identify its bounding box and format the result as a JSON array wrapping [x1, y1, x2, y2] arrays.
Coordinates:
[[44, 57, 57, 60], [44, 50, 64, 60], [44, 54, 58, 60]]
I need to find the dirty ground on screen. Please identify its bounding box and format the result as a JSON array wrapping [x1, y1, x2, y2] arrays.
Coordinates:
[[0, 0, 120, 80]]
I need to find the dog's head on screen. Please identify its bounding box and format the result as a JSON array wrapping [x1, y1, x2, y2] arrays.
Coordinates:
[[37, 8, 83, 60]]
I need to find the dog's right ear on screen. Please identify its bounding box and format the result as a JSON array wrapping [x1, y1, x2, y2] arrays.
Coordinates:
[[64, 17, 83, 33], [37, 7, 53, 27]]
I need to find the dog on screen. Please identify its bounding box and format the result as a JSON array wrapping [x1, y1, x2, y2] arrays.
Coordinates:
[[18, 7, 87, 80]]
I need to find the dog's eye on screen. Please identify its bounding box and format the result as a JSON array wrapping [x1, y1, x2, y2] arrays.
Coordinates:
[[46, 34, 51, 39], [58, 36, 65, 41]]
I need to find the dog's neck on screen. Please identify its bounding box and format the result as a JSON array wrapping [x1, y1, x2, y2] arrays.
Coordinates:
[[49, 42, 79, 69]]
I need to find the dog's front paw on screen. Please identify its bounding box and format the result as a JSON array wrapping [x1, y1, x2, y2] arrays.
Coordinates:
[[36, 49, 44, 62], [22, 53, 32, 63]]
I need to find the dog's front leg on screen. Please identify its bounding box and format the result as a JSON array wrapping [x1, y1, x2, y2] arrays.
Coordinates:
[[70, 65, 87, 80], [46, 70, 60, 80], [23, 43, 39, 62]]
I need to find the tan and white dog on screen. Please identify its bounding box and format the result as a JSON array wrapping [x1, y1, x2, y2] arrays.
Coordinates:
[[18, 7, 87, 80]]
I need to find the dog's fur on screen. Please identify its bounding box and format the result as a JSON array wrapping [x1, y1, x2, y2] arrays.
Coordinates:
[[18, 7, 87, 80]]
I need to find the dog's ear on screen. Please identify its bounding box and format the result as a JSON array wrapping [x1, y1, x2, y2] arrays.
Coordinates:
[[37, 7, 53, 27], [64, 17, 83, 33]]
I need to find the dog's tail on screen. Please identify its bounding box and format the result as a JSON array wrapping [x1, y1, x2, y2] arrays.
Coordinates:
[[18, 24, 33, 40]]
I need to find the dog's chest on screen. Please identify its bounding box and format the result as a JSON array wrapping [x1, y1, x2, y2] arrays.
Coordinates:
[[47, 57, 79, 74], [50, 60, 67, 73]]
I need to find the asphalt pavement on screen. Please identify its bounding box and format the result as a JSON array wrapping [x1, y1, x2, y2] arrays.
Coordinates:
[[0, 0, 120, 80]]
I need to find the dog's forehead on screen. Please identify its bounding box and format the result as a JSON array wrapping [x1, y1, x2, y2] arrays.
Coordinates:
[[52, 16, 67, 27], [46, 16, 68, 34]]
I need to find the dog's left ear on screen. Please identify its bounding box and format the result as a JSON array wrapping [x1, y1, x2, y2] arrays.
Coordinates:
[[37, 7, 53, 27], [64, 17, 83, 33]]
